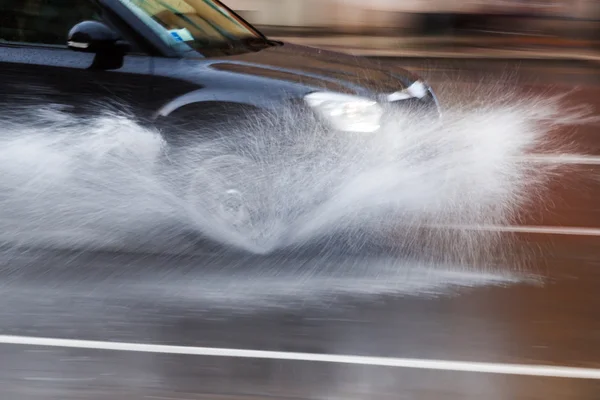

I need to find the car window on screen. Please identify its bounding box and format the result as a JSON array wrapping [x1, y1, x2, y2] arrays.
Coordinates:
[[0, 0, 102, 46], [117, 0, 264, 53]]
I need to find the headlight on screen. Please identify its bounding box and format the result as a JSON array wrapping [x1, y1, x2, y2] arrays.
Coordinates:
[[304, 92, 383, 133]]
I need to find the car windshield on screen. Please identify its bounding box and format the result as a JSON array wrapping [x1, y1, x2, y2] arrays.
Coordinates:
[[118, 0, 267, 54]]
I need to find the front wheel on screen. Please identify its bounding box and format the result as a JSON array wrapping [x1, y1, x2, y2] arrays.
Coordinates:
[[185, 154, 265, 233]]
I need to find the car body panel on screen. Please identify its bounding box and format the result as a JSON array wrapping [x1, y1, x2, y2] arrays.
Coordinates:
[[205, 43, 417, 95], [0, 45, 154, 119]]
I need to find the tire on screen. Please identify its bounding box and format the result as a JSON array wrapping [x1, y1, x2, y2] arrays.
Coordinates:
[[185, 154, 264, 231], [155, 103, 271, 236]]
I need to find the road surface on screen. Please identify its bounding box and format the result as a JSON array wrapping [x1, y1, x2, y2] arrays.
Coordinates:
[[0, 59, 599, 399]]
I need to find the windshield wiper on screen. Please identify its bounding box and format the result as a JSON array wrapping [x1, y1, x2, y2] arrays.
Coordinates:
[[187, 36, 280, 57]]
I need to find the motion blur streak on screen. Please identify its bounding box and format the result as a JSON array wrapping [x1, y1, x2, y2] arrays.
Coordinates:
[[0, 90, 586, 258]]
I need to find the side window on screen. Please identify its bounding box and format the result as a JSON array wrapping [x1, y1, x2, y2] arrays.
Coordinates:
[[0, 0, 102, 45]]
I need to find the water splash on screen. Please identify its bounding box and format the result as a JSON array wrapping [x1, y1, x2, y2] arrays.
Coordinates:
[[0, 89, 584, 259]]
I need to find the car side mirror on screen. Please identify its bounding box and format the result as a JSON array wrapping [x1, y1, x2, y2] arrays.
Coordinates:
[[67, 21, 131, 70]]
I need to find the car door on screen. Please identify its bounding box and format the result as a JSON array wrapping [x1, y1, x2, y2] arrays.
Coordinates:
[[0, 0, 155, 124]]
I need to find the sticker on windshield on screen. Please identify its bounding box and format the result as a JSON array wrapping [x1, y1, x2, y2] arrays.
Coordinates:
[[168, 28, 193, 42]]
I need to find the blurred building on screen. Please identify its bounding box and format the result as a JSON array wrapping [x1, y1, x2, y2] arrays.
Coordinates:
[[225, 0, 600, 38]]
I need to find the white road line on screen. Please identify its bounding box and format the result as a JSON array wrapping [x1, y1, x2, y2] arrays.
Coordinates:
[[0, 335, 599, 380], [430, 224, 600, 236], [520, 154, 600, 165]]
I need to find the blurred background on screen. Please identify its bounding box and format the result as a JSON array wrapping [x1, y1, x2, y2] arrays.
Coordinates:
[[226, 0, 600, 56]]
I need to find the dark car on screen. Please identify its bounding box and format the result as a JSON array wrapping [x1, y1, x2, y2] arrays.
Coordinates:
[[0, 0, 439, 130], [0, 0, 440, 246]]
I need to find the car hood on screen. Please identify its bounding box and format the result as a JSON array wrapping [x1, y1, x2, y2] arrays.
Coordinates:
[[204, 42, 419, 96]]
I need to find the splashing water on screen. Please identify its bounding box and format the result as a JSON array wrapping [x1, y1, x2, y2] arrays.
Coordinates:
[[0, 89, 584, 259]]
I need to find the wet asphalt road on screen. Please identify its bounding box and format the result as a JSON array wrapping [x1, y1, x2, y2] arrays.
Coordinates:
[[1, 59, 600, 399]]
